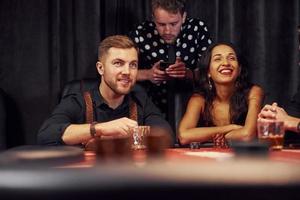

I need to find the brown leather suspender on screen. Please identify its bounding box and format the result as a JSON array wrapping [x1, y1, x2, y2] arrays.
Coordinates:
[[80, 80, 95, 124], [83, 91, 94, 123], [82, 90, 137, 151], [129, 97, 137, 121], [82, 91, 138, 124]]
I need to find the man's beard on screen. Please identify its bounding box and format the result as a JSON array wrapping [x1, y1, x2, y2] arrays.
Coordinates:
[[103, 77, 134, 96], [162, 34, 176, 44]]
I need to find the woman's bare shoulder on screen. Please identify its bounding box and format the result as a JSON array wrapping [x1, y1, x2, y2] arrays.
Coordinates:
[[189, 93, 206, 105], [186, 94, 206, 114], [248, 85, 264, 100]]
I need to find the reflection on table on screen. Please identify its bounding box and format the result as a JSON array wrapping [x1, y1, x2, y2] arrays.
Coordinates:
[[60, 147, 300, 168], [0, 146, 300, 200]]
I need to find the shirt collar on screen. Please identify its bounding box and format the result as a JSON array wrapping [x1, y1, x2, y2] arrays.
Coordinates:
[[92, 88, 130, 109]]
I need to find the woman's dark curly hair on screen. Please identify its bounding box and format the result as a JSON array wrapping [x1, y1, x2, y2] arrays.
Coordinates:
[[196, 42, 253, 126]]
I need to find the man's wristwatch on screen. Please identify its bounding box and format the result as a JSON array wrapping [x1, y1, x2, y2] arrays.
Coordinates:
[[90, 121, 98, 137]]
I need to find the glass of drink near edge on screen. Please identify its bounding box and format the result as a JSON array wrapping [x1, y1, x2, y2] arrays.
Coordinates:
[[257, 120, 285, 150], [130, 126, 150, 150]]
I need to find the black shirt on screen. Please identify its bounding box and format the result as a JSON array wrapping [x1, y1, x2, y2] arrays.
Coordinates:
[[37, 85, 173, 145]]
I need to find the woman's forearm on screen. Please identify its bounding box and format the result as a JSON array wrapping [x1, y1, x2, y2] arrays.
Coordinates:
[[178, 124, 240, 145], [225, 126, 256, 142]]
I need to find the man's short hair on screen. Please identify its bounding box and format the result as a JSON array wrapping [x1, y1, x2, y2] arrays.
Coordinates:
[[151, 0, 186, 15], [98, 35, 138, 61]]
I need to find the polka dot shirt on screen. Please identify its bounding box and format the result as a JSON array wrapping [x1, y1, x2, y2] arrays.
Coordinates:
[[129, 18, 212, 118], [130, 18, 212, 70]]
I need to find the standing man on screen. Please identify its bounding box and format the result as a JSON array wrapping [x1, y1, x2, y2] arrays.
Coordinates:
[[38, 35, 173, 146], [129, 0, 212, 134]]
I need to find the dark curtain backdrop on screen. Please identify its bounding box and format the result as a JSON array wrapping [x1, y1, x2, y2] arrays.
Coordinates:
[[0, 0, 299, 148]]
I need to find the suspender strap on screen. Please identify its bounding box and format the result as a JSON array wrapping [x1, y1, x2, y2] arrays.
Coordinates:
[[83, 91, 138, 123], [83, 89, 137, 151], [83, 91, 94, 123], [129, 96, 137, 121]]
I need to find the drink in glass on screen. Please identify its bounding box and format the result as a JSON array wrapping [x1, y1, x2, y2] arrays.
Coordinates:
[[257, 121, 285, 150], [130, 126, 150, 150]]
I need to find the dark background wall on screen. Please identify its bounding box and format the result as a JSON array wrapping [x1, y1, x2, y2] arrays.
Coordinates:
[[0, 0, 299, 148]]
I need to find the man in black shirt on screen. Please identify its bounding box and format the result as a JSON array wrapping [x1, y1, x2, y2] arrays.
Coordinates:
[[38, 35, 173, 146]]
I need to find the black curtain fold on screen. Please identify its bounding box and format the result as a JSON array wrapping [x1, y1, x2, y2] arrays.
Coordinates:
[[0, 0, 299, 147]]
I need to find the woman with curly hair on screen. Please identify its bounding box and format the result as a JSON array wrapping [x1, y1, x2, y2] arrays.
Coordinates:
[[178, 42, 264, 147]]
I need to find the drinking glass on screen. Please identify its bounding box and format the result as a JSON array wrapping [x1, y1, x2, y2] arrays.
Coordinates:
[[130, 126, 150, 150], [257, 121, 285, 150]]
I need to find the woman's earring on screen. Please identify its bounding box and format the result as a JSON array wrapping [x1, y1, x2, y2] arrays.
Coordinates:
[[235, 81, 240, 88], [235, 76, 241, 88], [208, 78, 213, 90]]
